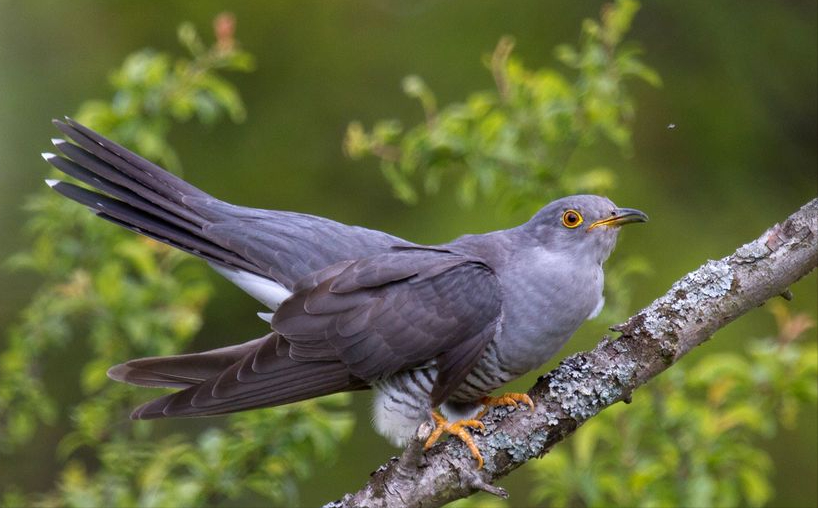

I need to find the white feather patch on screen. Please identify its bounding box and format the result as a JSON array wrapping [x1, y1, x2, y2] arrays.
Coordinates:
[[209, 262, 292, 310], [587, 296, 605, 320], [372, 387, 426, 447]]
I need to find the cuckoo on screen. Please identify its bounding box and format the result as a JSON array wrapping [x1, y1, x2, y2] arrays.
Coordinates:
[[42, 118, 647, 468]]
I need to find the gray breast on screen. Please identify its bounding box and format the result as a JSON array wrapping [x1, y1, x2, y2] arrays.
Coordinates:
[[492, 246, 603, 375]]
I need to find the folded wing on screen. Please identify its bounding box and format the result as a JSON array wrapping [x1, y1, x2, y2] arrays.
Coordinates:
[[115, 247, 503, 418], [274, 247, 503, 406]]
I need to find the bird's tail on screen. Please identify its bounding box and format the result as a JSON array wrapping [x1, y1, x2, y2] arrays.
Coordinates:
[[43, 118, 263, 277]]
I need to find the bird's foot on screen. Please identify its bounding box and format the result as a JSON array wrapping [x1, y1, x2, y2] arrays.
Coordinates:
[[475, 392, 534, 419], [481, 392, 534, 410], [423, 411, 486, 469]]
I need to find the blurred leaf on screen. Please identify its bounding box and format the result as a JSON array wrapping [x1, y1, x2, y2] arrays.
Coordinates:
[[347, 0, 658, 212]]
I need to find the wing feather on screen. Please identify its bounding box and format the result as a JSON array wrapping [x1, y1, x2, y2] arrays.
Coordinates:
[[272, 248, 502, 404], [125, 334, 366, 419]]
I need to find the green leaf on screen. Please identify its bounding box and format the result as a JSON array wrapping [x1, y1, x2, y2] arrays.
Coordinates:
[[739, 467, 772, 507]]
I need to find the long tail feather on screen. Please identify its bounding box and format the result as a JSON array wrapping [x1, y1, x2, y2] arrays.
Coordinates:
[[46, 178, 259, 273], [43, 119, 270, 279]]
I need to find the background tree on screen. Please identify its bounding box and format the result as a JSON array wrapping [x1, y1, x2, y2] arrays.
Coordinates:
[[0, 1, 815, 507]]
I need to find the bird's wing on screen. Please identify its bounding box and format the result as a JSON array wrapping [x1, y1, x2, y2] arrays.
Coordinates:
[[113, 332, 370, 419], [273, 247, 503, 406], [114, 247, 502, 419], [44, 119, 410, 302]]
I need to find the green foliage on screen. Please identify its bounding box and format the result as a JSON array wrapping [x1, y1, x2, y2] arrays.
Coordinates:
[[529, 302, 817, 508], [1, 15, 353, 507], [76, 14, 254, 172], [345, 0, 659, 212], [447, 492, 510, 508], [38, 399, 353, 508]]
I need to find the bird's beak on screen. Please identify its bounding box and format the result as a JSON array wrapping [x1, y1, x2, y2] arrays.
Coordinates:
[[587, 208, 649, 231]]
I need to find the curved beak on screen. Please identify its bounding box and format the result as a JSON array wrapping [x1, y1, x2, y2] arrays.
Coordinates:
[[587, 207, 649, 231]]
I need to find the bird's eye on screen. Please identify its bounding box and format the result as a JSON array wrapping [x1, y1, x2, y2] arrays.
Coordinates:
[[561, 210, 583, 228]]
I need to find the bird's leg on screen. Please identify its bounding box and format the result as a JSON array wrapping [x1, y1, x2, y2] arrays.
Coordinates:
[[476, 392, 535, 418], [423, 411, 486, 469]]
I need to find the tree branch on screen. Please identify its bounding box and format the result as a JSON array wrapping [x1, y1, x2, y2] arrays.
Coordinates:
[[325, 198, 818, 508]]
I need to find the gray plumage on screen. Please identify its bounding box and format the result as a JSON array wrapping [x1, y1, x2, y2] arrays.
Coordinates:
[[42, 118, 647, 447]]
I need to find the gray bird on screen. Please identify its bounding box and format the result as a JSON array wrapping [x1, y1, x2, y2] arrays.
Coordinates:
[[42, 118, 647, 468]]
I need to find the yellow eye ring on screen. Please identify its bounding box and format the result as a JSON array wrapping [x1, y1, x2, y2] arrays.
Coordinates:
[[561, 209, 583, 228]]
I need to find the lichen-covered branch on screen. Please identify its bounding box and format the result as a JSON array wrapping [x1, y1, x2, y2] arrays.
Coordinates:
[[325, 198, 818, 508]]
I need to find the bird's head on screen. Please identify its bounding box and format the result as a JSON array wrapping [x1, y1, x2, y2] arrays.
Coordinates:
[[526, 194, 648, 264]]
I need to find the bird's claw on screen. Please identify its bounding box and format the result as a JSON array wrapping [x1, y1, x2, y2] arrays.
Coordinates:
[[424, 411, 486, 469], [481, 392, 534, 410]]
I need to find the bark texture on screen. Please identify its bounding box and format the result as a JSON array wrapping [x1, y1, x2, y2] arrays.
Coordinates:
[[325, 198, 818, 508]]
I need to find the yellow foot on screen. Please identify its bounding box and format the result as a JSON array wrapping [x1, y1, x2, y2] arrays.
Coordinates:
[[481, 392, 534, 410], [424, 411, 486, 469], [475, 392, 535, 419]]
